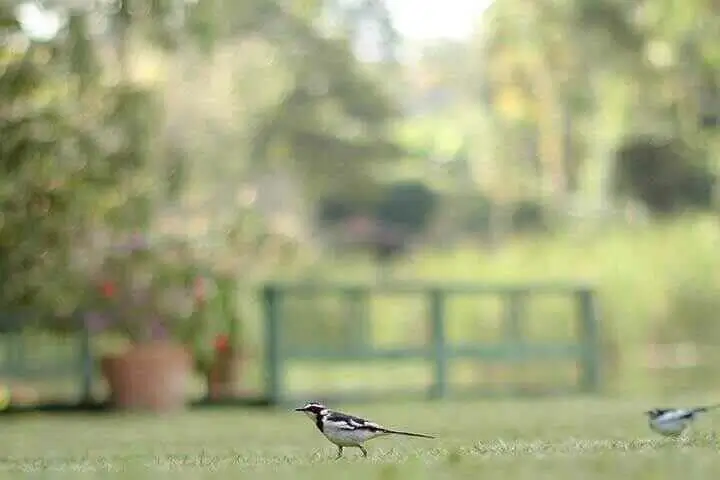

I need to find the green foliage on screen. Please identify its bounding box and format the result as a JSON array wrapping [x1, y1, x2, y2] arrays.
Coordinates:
[[0, 3, 172, 318], [0, 44, 97, 312], [317, 196, 364, 227], [698, 77, 720, 129], [66, 13, 99, 93], [476, 0, 720, 210], [435, 192, 494, 237], [374, 181, 438, 235], [316, 181, 438, 253], [189, 274, 243, 374], [572, 2, 645, 59], [510, 199, 548, 233], [248, 2, 404, 195], [426, 193, 549, 240], [612, 136, 715, 215]]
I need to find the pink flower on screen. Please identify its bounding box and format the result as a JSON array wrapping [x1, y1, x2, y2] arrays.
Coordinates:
[[100, 281, 116, 298], [214, 334, 230, 351]]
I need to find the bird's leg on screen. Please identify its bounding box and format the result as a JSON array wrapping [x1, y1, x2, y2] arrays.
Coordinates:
[[358, 445, 368, 458], [335, 446, 344, 460]]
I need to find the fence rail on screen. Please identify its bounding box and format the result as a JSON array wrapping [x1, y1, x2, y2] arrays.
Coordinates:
[[261, 281, 601, 405]]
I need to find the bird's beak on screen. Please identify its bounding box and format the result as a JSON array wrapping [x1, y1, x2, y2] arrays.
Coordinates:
[[294, 407, 306, 412]]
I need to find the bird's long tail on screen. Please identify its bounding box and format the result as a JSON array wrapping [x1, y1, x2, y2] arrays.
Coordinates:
[[693, 403, 720, 413], [381, 429, 435, 439]]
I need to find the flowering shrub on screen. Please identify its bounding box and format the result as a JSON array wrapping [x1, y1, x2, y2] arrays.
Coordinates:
[[187, 279, 241, 374], [74, 233, 246, 377], [82, 236, 241, 368]]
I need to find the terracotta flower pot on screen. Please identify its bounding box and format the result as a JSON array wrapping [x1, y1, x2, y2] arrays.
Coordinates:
[[206, 347, 242, 400], [101, 341, 192, 412]]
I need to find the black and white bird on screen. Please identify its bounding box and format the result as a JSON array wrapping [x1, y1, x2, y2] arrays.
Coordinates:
[[295, 402, 435, 458], [645, 403, 720, 437]]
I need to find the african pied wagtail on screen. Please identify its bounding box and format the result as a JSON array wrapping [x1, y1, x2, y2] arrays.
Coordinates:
[[295, 402, 435, 458], [645, 403, 720, 437]]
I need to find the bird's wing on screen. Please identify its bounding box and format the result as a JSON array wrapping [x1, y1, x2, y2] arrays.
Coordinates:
[[324, 411, 384, 431], [654, 409, 674, 415], [659, 409, 695, 421]]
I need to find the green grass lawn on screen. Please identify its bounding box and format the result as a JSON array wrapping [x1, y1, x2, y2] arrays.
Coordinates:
[[2, 396, 720, 479]]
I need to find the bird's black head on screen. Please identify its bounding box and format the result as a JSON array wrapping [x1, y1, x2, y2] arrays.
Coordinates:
[[645, 409, 665, 419], [295, 402, 328, 417]]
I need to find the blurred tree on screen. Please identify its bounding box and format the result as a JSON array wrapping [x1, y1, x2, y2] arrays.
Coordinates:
[[107, 0, 406, 219], [612, 135, 714, 216], [317, 195, 369, 227], [248, 0, 405, 197], [510, 199, 548, 232], [0, 0, 251, 315], [0, 2, 158, 315], [374, 181, 437, 235], [30, 0, 403, 217], [315, 180, 437, 262], [475, 0, 720, 215], [480, 0, 581, 201]]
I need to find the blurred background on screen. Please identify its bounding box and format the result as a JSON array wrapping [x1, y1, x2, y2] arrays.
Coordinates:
[[0, 0, 719, 412]]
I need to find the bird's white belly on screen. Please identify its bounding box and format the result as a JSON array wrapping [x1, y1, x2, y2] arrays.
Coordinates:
[[322, 425, 385, 446], [651, 419, 688, 436]]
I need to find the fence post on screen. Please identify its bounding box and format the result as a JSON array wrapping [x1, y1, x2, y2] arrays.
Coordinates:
[[577, 289, 601, 392], [263, 286, 282, 405], [428, 289, 448, 399]]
